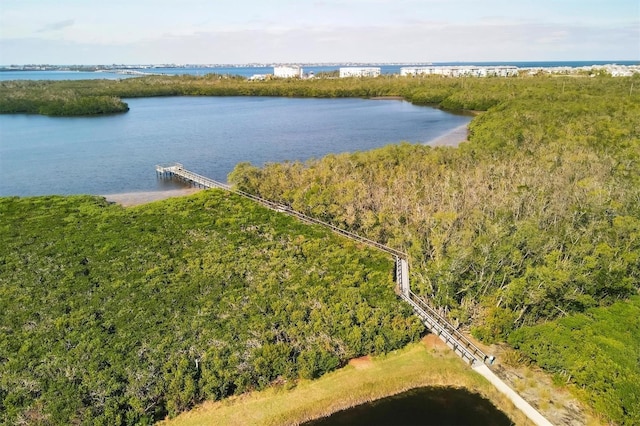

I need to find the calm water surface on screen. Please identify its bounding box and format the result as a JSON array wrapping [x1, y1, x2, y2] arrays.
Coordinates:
[[0, 97, 471, 196], [304, 387, 513, 426], [0, 70, 137, 80]]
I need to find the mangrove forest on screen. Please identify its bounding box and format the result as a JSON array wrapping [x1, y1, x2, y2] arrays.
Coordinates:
[[1, 73, 639, 424]]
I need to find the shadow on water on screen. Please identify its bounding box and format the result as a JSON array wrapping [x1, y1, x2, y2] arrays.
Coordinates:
[[303, 387, 514, 426]]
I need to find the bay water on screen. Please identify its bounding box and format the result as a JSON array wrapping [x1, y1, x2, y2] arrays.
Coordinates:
[[0, 96, 471, 197]]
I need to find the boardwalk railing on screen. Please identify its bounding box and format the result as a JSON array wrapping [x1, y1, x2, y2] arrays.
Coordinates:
[[156, 163, 406, 258], [156, 163, 230, 191], [156, 163, 492, 365], [402, 291, 488, 364]]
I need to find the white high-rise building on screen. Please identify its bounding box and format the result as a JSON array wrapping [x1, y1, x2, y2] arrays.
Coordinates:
[[339, 67, 381, 78], [274, 65, 303, 78]]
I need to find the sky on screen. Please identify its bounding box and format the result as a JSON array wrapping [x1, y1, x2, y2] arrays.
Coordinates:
[[1, 0, 638, 65]]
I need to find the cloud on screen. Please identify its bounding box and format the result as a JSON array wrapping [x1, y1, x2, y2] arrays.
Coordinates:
[[133, 20, 637, 64], [2, 18, 638, 65], [537, 30, 569, 44], [37, 19, 75, 33]]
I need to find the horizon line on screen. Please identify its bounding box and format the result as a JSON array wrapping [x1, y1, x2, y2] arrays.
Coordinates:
[[2, 59, 640, 68]]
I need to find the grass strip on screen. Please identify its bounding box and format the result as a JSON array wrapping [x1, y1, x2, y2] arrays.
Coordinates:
[[161, 341, 531, 426]]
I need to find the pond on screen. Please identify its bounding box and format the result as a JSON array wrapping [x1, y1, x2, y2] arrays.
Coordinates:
[[304, 387, 513, 426]]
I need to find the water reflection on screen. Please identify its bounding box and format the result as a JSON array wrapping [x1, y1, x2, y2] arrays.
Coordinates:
[[304, 387, 513, 426]]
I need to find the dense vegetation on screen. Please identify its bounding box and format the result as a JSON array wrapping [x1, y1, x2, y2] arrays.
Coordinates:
[[0, 79, 129, 115], [2, 74, 638, 424], [0, 192, 422, 424], [509, 296, 640, 425], [226, 76, 640, 423]]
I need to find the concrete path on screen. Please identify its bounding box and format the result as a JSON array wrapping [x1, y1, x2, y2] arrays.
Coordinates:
[[473, 364, 554, 426]]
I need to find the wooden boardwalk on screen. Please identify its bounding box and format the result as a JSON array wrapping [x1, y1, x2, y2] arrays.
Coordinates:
[[157, 162, 487, 363], [156, 163, 405, 258], [156, 162, 552, 425], [402, 291, 490, 364]]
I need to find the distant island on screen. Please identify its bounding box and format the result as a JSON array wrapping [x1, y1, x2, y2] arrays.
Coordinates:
[[1, 64, 639, 117]]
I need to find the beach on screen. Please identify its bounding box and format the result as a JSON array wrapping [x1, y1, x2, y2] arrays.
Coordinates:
[[426, 124, 469, 147], [104, 188, 202, 207]]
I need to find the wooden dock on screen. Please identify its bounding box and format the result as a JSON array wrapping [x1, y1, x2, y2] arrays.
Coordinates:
[[156, 163, 230, 191]]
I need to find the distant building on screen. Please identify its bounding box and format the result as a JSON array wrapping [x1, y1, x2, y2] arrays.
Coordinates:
[[401, 67, 437, 77], [524, 64, 640, 77], [401, 66, 519, 77], [339, 67, 381, 78], [274, 65, 303, 78]]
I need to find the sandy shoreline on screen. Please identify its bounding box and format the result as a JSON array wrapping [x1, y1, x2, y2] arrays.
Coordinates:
[[104, 125, 469, 207], [104, 188, 203, 207], [369, 96, 405, 100], [426, 123, 469, 147]]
